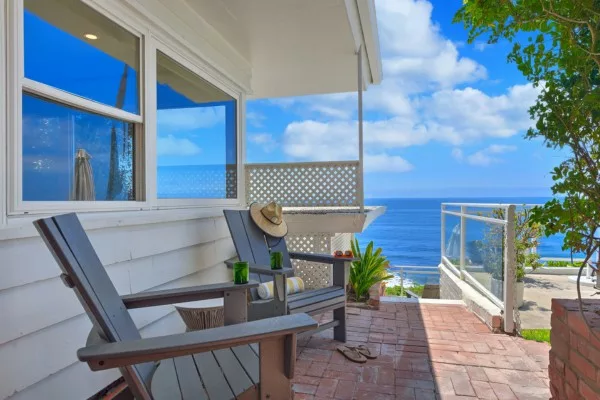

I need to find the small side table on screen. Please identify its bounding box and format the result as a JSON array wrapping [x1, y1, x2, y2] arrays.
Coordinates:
[[174, 298, 224, 331]]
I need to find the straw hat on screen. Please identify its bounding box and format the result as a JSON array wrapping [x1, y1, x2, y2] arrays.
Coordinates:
[[250, 202, 288, 238]]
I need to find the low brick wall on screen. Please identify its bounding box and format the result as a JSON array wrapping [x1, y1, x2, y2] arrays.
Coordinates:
[[550, 298, 600, 399]]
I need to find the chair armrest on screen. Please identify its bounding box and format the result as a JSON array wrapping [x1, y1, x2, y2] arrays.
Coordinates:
[[289, 252, 358, 264], [225, 258, 294, 276], [121, 281, 259, 309], [78, 314, 317, 370]]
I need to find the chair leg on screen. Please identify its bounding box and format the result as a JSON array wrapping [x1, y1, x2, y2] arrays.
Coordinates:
[[259, 336, 292, 399], [333, 305, 346, 342]]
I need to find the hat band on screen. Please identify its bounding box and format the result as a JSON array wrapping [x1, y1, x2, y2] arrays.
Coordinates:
[[261, 209, 282, 225]]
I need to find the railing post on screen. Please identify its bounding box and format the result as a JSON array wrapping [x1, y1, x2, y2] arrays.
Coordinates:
[[503, 205, 516, 333], [460, 206, 466, 279], [441, 204, 446, 261], [357, 45, 364, 214], [400, 267, 404, 297]]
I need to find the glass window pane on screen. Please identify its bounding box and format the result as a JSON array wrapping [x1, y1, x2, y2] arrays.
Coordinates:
[[22, 94, 136, 201], [24, 0, 140, 114], [156, 51, 237, 199]]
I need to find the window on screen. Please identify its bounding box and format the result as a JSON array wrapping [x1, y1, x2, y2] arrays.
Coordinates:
[[22, 94, 136, 201], [21, 0, 141, 203], [156, 51, 237, 200]]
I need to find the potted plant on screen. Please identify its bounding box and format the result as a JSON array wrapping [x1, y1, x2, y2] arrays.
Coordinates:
[[479, 208, 542, 307], [348, 238, 393, 307]]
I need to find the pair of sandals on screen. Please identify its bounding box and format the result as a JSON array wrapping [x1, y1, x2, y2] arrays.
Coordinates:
[[336, 345, 377, 363]]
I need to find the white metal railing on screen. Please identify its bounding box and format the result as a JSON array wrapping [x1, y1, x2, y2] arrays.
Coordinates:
[[396, 266, 439, 298], [245, 161, 361, 208], [441, 203, 517, 332]]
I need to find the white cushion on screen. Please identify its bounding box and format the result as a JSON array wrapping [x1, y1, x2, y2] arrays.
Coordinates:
[[257, 277, 305, 300]]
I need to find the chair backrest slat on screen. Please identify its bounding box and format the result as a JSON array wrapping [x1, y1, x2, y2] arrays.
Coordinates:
[[34, 214, 154, 398], [224, 210, 294, 293]]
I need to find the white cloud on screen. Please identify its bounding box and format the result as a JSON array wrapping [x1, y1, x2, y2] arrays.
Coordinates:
[[248, 133, 277, 152], [157, 135, 201, 156], [365, 153, 414, 172], [452, 148, 464, 161], [466, 144, 517, 166], [282, 82, 539, 157], [247, 111, 266, 128], [420, 83, 541, 144], [377, 0, 486, 89], [268, 0, 488, 120], [157, 107, 224, 131], [474, 41, 490, 52]]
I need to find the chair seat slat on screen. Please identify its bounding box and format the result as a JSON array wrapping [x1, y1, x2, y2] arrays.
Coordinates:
[[173, 356, 208, 400], [288, 288, 346, 310], [288, 286, 344, 303], [151, 358, 182, 399], [232, 345, 260, 384], [193, 352, 235, 400], [213, 348, 257, 396]]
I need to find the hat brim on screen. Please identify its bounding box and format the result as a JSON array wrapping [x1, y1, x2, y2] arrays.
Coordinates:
[[249, 202, 288, 238]]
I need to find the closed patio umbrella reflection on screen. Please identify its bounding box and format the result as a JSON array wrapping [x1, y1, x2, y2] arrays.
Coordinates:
[[446, 224, 461, 260], [71, 149, 95, 201]]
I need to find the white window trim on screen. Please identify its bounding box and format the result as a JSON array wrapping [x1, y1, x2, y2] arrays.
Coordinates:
[[23, 78, 143, 124], [153, 39, 244, 209], [5, 0, 246, 217], [1, 0, 7, 225]]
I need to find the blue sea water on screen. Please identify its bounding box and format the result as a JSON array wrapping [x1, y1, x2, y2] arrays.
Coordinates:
[[356, 198, 582, 285]]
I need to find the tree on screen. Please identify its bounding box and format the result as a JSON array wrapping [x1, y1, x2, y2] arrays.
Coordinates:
[[454, 1, 600, 265]]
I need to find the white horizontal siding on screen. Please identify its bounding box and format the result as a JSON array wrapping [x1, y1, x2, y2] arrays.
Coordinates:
[[0, 216, 231, 291], [0, 215, 237, 400]]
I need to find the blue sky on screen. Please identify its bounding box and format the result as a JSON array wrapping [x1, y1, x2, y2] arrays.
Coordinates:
[[245, 0, 563, 198]]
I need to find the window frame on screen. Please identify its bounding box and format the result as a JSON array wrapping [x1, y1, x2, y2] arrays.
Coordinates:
[[151, 39, 243, 209], [5, 0, 246, 216], [7, 0, 148, 214]]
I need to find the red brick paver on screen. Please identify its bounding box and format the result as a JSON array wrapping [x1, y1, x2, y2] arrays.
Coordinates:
[[293, 302, 550, 399]]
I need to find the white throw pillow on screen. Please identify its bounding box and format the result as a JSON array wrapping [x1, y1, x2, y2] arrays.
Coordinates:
[[257, 277, 305, 300]]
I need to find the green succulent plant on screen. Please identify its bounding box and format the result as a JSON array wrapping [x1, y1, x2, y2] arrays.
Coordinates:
[[349, 238, 394, 301]]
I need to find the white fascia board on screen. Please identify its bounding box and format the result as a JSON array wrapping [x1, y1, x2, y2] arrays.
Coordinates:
[[356, 0, 383, 85]]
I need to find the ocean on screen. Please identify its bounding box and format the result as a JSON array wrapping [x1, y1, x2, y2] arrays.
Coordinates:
[[356, 197, 582, 286]]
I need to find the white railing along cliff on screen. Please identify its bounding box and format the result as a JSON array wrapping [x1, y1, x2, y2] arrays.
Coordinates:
[[441, 203, 517, 333]]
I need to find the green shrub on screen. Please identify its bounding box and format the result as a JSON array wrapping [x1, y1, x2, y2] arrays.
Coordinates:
[[384, 284, 425, 297], [349, 239, 393, 301], [545, 260, 584, 268]]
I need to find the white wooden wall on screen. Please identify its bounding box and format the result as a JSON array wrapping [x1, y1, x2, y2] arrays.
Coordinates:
[[0, 214, 236, 399]]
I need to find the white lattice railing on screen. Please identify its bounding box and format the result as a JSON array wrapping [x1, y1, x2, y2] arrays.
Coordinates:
[[245, 161, 361, 207]]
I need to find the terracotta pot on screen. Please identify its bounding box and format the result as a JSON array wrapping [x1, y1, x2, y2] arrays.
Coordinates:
[[368, 282, 382, 308]]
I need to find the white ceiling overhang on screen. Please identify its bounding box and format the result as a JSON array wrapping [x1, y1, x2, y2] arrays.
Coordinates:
[[183, 0, 382, 98]]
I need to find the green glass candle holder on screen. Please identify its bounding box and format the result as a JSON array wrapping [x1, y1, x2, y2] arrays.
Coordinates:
[[270, 251, 283, 270], [233, 261, 249, 284]]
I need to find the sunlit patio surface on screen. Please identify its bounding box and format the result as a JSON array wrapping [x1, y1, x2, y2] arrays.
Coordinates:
[[294, 302, 550, 400]]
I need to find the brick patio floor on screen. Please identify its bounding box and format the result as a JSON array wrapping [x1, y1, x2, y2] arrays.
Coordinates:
[[293, 302, 550, 400]]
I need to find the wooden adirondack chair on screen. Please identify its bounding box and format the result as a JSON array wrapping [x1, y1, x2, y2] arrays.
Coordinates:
[[34, 213, 317, 400], [223, 209, 354, 342]]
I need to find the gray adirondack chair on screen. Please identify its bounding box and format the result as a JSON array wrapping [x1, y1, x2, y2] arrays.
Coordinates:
[[223, 209, 353, 342], [34, 213, 317, 400]]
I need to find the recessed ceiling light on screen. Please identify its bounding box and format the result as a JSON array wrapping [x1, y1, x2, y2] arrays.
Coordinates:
[[84, 34, 98, 40]]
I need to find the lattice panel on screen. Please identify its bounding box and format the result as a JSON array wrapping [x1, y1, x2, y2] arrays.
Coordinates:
[[286, 233, 334, 290], [245, 161, 359, 207], [157, 165, 237, 199]]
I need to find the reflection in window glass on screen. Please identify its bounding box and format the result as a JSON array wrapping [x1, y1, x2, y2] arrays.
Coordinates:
[[22, 94, 136, 201], [24, 0, 140, 114], [156, 51, 237, 199]]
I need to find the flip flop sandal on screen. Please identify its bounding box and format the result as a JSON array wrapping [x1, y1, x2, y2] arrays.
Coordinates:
[[350, 345, 377, 359], [336, 345, 367, 363]]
